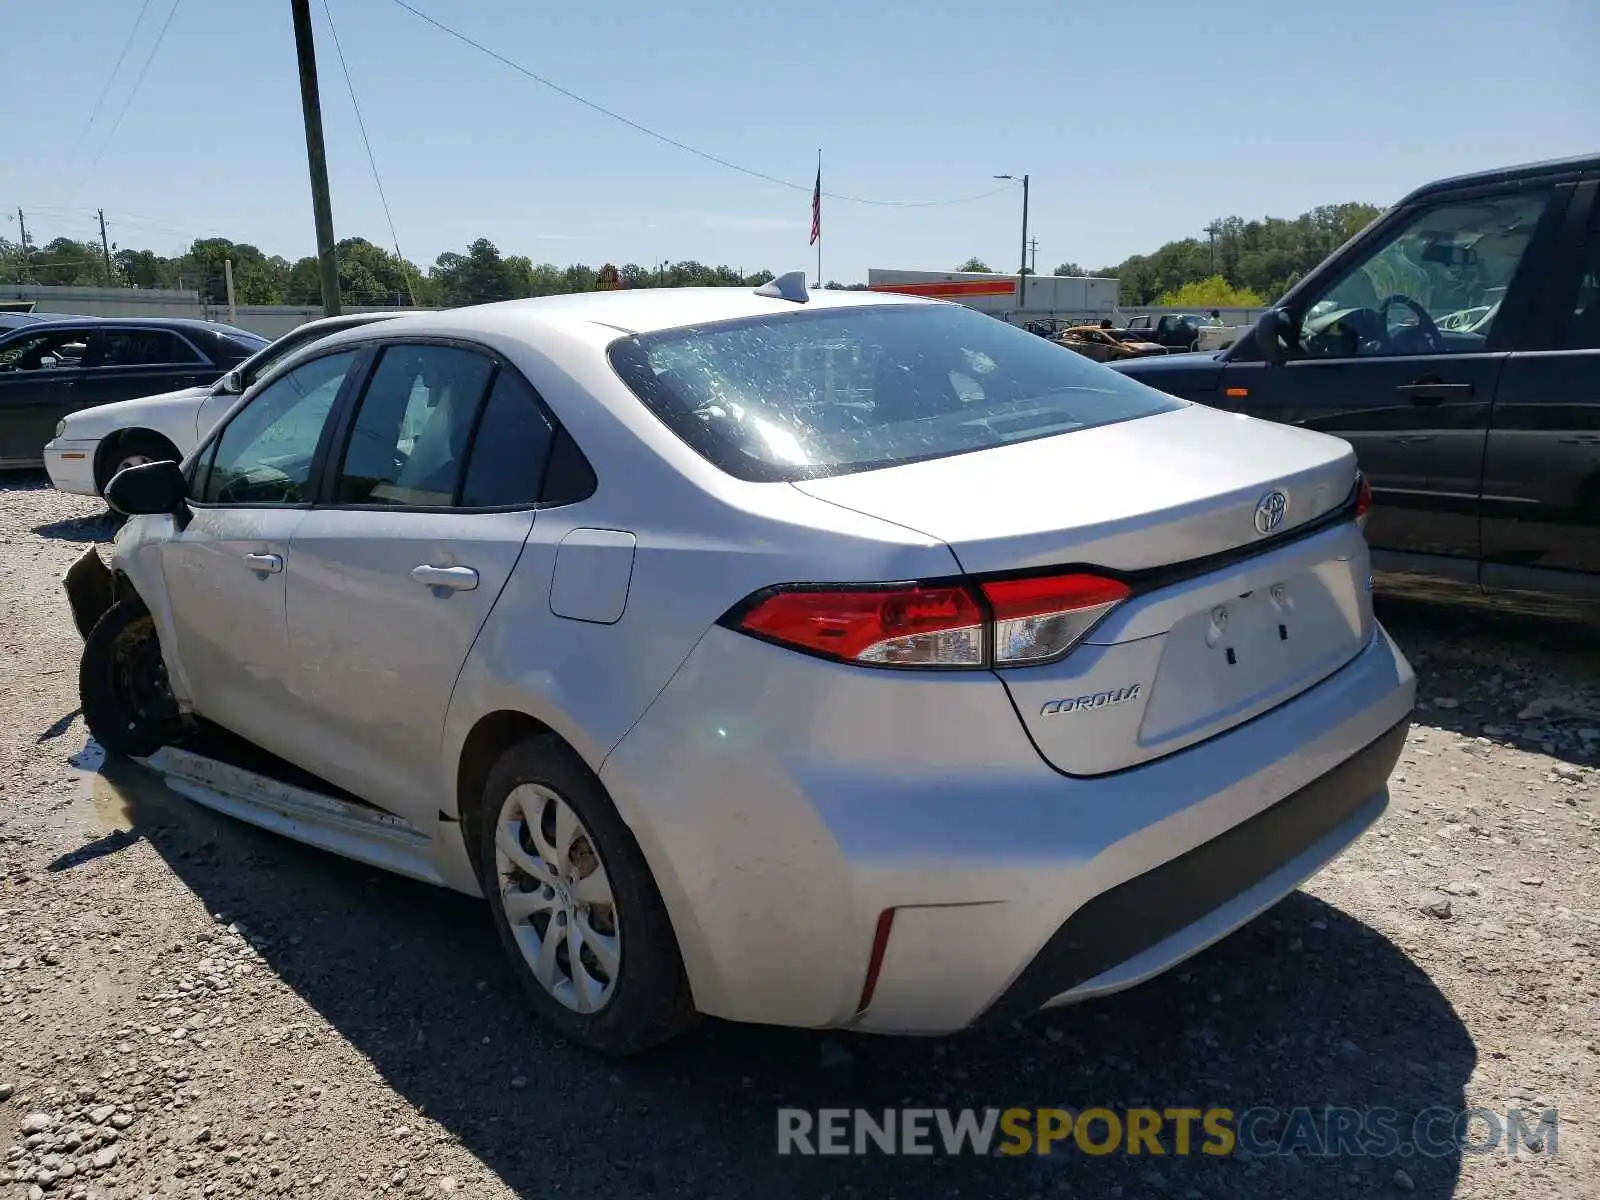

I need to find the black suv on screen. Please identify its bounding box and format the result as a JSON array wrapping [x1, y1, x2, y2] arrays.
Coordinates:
[[1111, 153, 1600, 612], [0, 317, 267, 469]]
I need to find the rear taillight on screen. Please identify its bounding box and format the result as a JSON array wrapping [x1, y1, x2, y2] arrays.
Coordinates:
[[733, 571, 1128, 668], [981, 573, 1132, 664], [736, 585, 984, 666], [1354, 472, 1373, 527]]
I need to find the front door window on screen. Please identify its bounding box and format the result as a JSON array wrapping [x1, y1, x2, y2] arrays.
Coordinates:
[[1295, 191, 1552, 358]]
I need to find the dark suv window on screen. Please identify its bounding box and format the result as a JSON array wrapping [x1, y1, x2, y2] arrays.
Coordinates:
[[1559, 227, 1600, 350], [96, 330, 202, 367]]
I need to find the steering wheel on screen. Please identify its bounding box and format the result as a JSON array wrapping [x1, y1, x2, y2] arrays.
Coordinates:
[[1375, 294, 1444, 354]]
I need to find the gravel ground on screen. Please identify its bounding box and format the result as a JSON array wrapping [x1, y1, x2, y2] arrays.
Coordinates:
[[1, 475, 1596, 1200]]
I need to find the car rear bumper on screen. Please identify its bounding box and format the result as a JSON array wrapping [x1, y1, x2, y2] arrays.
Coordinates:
[[600, 621, 1414, 1034], [44, 438, 100, 496]]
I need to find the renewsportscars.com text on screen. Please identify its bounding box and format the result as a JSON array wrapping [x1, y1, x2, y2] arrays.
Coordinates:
[[776, 1106, 1558, 1158]]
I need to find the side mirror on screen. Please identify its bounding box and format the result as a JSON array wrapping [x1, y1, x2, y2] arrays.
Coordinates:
[[105, 458, 187, 517], [1253, 308, 1295, 366], [218, 369, 244, 395]]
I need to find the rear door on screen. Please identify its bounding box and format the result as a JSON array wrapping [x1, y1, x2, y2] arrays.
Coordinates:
[[283, 341, 550, 825], [1217, 185, 1567, 570], [72, 327, 217, 414], [1481, 178, 1600, 597]]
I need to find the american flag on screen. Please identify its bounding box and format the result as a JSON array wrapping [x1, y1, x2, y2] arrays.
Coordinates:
[[809, 166, 821, 246]]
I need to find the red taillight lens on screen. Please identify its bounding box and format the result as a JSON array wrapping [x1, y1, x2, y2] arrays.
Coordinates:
[[1354, 472, 1373, 521], [981, 573, 1131, 664], [737, 585, 985, 666], [734, 571, 1130, 668]]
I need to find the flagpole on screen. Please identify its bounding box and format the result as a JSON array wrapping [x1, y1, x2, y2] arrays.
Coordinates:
[[815, 148, 822, 288]]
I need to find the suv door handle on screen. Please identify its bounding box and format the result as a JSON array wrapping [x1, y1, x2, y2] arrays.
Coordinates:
[[411, 564, 479, 591], [243, 553, 283, 574], [1396, 380, 1474, 403]]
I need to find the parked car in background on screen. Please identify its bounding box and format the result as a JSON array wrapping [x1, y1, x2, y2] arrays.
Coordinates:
[[66, 276, 1412, 1055], [1057, 324, 1166, 362], [1111, 153, 1600, 613], [44, 312, 418, 499], [0, 318, 268, 470], [1123, 312, 1211, 351]]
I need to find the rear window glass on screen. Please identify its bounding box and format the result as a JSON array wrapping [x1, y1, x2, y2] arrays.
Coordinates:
[[607, 303, 1183, 481]]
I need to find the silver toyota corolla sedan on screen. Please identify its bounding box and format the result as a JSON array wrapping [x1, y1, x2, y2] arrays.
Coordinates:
[[65, 274, 1415, 1055]]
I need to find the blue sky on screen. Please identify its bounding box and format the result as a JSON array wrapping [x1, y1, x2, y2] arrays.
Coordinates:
[[3, 0, 1595, 283]]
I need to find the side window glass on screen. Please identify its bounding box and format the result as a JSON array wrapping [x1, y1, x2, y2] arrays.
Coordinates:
[[459, 370, 556, 507], [1296, 190, 1552, 358], [333, 344, 495, 506], [0, 330, 81, 371], [99, 330, 197, 366], [203, 350, 359, 505], [1557, 230, 1600, 351]]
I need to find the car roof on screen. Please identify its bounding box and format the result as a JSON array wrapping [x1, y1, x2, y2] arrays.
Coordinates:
[[1401, 153, 1600, 204], [351, 285, 931, 339], [0, 315, 254, 335]]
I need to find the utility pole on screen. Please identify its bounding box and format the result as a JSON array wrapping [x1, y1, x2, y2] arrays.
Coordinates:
[[1205, 222, 1218, 275], [290, 0, 341, 316], [98, 210, 114, 284], [994, 173, 1030, 311], [1027, 237, 1039, 275], [15, 209, 29, 282]]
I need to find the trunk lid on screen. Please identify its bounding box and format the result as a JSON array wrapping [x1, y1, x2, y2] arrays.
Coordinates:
[[795, 404, 1373, 774], [792, 403, 1357, 576]]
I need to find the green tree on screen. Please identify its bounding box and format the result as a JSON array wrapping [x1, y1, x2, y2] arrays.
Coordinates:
[[1154, 275, 1265, 308], [955, 257, 992, 272], [1054, 262, 1087, 277]]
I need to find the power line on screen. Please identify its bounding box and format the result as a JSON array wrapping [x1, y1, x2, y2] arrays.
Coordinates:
[[65, 0, 185, 207], [386, 0, 1012, 210], [321, 0, 417, 304], [53, 0, 156, 196]]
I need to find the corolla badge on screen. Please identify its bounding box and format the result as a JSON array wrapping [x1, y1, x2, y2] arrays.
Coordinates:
[[1040, 684, 1141, 716], [1254, 489, 1289, 535]]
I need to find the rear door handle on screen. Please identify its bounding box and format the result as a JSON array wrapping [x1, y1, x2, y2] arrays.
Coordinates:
[[1396, 381, 1474, 404], [411, 564, 479, 591], [243, 552, 283, 574]]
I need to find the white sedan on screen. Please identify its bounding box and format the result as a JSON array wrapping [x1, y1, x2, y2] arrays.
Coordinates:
[[44, 312, 412, 499], [68, 276, 1413, 1055]]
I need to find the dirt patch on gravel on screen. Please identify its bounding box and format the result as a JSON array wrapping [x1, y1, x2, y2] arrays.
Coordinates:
[[1, 477, 1595, 1199]]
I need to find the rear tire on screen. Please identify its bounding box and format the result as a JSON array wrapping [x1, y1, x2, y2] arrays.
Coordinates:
[[80, 598, 182, 759], [474, 734, 696, 1056]]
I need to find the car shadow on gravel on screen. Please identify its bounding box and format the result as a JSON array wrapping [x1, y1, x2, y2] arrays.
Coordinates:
[[89, 757, 1475, 1200], [31, 512, 114, 543]]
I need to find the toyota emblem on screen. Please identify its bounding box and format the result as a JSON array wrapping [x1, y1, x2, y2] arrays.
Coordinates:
[[1254, 490, 1288, 535]]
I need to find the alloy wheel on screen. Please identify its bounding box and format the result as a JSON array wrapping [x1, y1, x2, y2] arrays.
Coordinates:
[[494, 783, 621, 1013]]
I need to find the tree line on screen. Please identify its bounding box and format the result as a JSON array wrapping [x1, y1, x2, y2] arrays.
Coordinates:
[[0, 233, 781, 308], [1, 197, 1384, 310], [959, 199, 1385, 308]]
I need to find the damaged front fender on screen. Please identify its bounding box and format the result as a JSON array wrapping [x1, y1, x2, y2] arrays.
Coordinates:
[[63, 546, 117, 640]]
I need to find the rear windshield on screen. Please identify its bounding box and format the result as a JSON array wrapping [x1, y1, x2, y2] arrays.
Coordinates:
[[607, 303, 1184, 481]]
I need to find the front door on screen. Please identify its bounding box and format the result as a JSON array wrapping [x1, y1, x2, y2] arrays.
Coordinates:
[[283, 343, 551, 825], [159, 349, 365, 756], [1219, 186, 1562, 567], [0, 325, 91, 466]]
